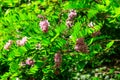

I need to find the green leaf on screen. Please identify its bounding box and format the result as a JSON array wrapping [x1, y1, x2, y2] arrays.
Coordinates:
[[87, 9, 98, 19], [109, 68, 115, 74], [88, 38, 94, 46], [51, 33, 59, 42], [29, 65, 38, 74], [106, 40, 114, 49], [104, 0, 110, 6]]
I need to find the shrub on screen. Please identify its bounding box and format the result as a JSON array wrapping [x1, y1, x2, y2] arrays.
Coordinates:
[[0, 0, 120, 79]]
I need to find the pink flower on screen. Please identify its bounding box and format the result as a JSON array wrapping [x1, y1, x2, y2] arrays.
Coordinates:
[[16, 36, 27, 46], [26, 58, 34, 66], [66, 19, 73, 28], [75, 38, 89, 53], [74, 44, 80, 51], [54, 53, 62, 68], [22, 36, 27, 42], [54, 53, 62, 63], [68, 10, 77, 19], [4, 40, 12, 50], [39, 20, 50, 32]]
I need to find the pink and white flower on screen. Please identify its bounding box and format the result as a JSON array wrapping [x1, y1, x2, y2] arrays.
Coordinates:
[[16, 36, 27, 46], [26, 58, 34, 66], [4, 40, 12, 50], [68, 10, 77, 19], [66, 19, 73, 28]]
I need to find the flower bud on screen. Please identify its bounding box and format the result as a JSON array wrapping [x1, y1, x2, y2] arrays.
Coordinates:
[[39, 20, 50, 32]]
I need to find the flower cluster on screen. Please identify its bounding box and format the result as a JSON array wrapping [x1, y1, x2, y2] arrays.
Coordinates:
[[74, 38, 89, 53], [39, 20, 50, 32], [91, 30, 101, 37], [54, 53, 62, 68], [25, 58, 34, 66], [16, 36, 27, 46], [68, 10, 77, 20], [20, 58, 34, 67], [66, 10, 77, 28], [4, 40, 12, 50]]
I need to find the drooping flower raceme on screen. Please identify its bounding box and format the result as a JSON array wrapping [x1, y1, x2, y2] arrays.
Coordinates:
[[74, 38, 89, 53], [4, 40, 12, 50], [39, 20, 50, 32], [26, 58, 34, 66], [54, 53, 62, 68], [16, 36, 27, 46], [66, 10, 77, 28], [68, 10, 77, 20]]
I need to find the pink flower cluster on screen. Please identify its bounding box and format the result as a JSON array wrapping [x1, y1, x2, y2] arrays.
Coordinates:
[[39, 20, 50, 32], [26, 58, 34, 66], [66, 10, 77, 28], [4, 40, 12, 50], [16, 36, 27, 46], [68, 10, 77, 20], [54, 53, 62, 68], [66, 20, 73, 28], [74, 38, 89, 53]]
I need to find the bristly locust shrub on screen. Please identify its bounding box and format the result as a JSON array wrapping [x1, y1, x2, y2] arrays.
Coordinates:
[[0, 0, 120, 80]]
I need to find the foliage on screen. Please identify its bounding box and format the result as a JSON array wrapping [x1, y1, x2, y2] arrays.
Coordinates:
[[0, 0, 120, 79]]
